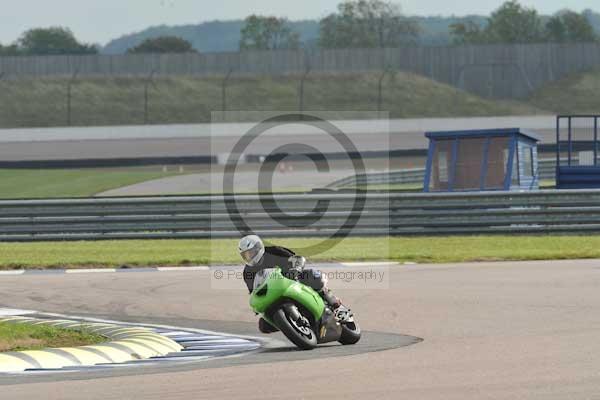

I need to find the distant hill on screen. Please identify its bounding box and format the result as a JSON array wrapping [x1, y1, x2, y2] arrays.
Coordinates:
[[102, 11, 600, 54], [102, 20, 320, 54], [101, 17, 485, 54]]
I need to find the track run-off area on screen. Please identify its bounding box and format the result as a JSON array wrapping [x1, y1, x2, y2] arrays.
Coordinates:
[[1, 259, 600, 399]]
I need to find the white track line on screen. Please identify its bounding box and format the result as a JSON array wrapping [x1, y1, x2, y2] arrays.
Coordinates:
[[37, 312, 267, 344], [0, 271, 25, 276], [65, 269, 118, 274], [156, 266, 209, 272], [0, 263, 399, 278], [0, 308, 36, 316]]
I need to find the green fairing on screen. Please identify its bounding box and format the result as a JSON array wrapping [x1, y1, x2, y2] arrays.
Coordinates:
[[249, 268, 325, 322]]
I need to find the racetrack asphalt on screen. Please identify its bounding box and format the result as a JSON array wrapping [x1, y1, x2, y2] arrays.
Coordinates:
[[2, 259, 600, 399], [0, 116, 558, 161]]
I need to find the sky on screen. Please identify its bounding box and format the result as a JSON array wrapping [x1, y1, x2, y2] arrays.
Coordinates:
[[0, 0, 597, 45]]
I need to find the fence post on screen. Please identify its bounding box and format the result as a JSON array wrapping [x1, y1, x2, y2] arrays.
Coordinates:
[[595, 116, 598, 166], [221, 68, 234, 116], [377, 67, 390, 114], [144, 69, 156, 125], [546, 43, 554, 82], [298, 65, 311, 118], [66, 69, 79, 126], [0, 72, 4, 126]]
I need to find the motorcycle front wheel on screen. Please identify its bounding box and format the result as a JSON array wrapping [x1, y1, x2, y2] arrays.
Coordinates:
[[272, 304, 317, 350]]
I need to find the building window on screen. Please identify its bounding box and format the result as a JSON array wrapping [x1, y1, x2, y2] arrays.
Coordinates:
[[522, 146, 534, 177], [454, 137, 486, 190], [429, 139, 453, 192], [484, 137, 510, 190], [511, 143, 520, 185]]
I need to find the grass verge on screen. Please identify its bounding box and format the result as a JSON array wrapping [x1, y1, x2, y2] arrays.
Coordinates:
[[0, 168, 178, 198], [0, 236, 599, 270], [0, 322, 106, 352], [0, 73, 543, 128], [529, 68, 600, 114]]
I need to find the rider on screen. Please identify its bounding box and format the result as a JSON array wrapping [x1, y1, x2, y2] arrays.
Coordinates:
[[239, 234, 351, 333]]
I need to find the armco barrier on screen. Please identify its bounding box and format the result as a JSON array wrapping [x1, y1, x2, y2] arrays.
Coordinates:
[[328, 159, 560, 188], [327, 168, 426, 188], [0, 189, 599, 241]]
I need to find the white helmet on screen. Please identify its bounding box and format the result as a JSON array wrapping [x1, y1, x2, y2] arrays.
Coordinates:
[[238, 235, 265, 267]]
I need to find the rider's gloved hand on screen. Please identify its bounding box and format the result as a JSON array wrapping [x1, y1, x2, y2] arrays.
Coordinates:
[[288, 255, 306, 270], [288, 256, 306, 279]]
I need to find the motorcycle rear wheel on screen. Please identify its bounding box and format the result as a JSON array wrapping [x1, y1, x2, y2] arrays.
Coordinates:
[[338, 320, 361, 345]]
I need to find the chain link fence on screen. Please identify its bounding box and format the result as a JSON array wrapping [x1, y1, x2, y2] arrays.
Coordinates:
[[1, 43, 599, 98]]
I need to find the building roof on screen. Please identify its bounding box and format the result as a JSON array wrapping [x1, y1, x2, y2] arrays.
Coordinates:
[[425, 128, 540, 142]]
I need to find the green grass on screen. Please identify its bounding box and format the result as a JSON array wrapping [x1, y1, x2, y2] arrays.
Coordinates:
[[539, 179, 556, 188], [529, 68, 600, 114], [0, 322, 106, 352], [0, 236, 599, 270], [0, 73, 544, 128], [0, 168, 179, 198]]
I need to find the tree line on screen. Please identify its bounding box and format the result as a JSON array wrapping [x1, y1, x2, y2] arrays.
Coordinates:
[[1, 0, 599, 57], [450, 1, 597, 44], [0, 27, 195, 56], [240, 0, 420, 50], [241, 0, 599, 49], [0, 27, 98, 56]]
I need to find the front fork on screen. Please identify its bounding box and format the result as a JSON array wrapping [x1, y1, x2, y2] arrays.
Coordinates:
[[283, 303, 311, 329]]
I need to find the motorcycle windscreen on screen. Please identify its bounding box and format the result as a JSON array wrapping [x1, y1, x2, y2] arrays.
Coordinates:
[[253, 268, 276, 291]]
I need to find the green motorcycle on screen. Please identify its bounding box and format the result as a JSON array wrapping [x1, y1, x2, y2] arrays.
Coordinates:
[[249, 266, 361, 350]]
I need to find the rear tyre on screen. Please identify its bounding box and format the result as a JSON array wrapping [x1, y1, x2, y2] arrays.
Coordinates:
[[339, 320, 361, 345], [272, 305, 317, 350]]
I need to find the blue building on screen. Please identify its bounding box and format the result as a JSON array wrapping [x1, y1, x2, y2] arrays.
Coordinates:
[[424, 128, 539, 192]]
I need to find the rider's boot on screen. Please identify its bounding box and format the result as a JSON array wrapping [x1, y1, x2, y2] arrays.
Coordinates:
[[319, 287, 341, 308], [319, 288, 353, 322]]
